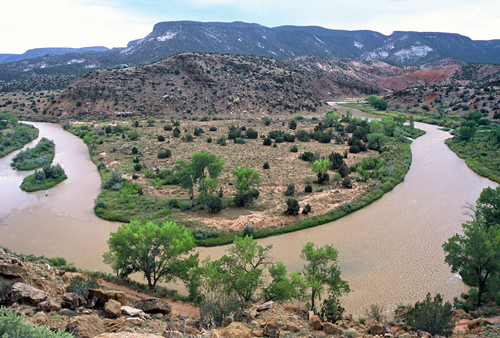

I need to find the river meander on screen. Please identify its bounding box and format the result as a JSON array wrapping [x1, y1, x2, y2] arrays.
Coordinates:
[[0, 120, 497, 315]]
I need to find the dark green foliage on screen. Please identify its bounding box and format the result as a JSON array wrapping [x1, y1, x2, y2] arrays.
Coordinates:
[[96, 161, 106, 170], [133, 163, 142, 172], [157, 135, 165, 142], [263, 162, 270, 169], [193, 228, 220, 240], [284, 182, 295, 196], [285, 198, 300, 215], [263, 137, 272, 146], [131, 146, 138, 154], [290, 145, 298, 152], [66, 276, 100, 301], [94, 200, 108, 214], [209, 126, 217, 131], [157, 149, 172, 159], [0, 121, 39, 158], [20, 164, 67, 191], [182, 134, 194, 142], [242, 225, 254, 236], [0, 282, 11, 305], [49, 257, 67, 267], [318, 133, 331, 143], [305, 185, 313, 193], [342, 177, 352, 188], [234, 137, 246, 144], [268, 130, 284, 139], [173, 127, 181, 137], [404, 293, 455, 337], [299, 151, 314, 162], [339, 163, 350, 177], [10, 137, 55, 170], [128, 131, 139, 140], [163, 124, 173, 131], [246, 128, 258, 139], [275, 136, 284, 143], [302, 204, 312, 214], [295, 130, 310, 142], [102, 170, 124, 190], [202, 194, 223, 213], [132, 156, 140, 163], [0, 307, 73, 337], [320, 297, 345, 323], [194, 127, 204, 136], [367, 95, 388, 110], [283, 133, 295, 142]]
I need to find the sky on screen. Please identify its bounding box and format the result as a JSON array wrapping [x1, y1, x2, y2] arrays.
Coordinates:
[[1, 0, 499, 54]]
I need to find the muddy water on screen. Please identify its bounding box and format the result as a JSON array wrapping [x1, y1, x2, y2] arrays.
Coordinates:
[[0, 121, 497, 316], [0, 122, 118, 272]]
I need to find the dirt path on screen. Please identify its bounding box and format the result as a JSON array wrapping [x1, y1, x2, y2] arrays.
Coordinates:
[[97, 279, 200, 319]]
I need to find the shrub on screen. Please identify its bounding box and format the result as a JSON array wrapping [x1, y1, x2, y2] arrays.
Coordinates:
[[157, 135, 165, 142], [305, 185, 312, 193], [66, 276, 99, 301], [263, 162, 270, 169], [283, 133, 296, 142], [200, 293, 241, 328], [133, 163, 142, 172], [0, 307, 73, 337], [263, 138, 272, 146], [246, 128, 258, 139], [172, 127, 181, 137], [94, 200, 108, 214], [234, 137, 246, 144], [131, 146, 138, 154], [49, 257, 67, 267], [290, 145, 298, 153], [194, 127, 204, 136], [405, 293, 455, 337], [284, 182, 295, 196], [206, 137, 212, 143], [102, 170, 124, 190], [164, 124, 173, 131], [132, 156, 140, 163], [182, 134, 194, 142], [157, 149, 172, 159], [320, 297, 345, 323], [242, 225, 254, 236], [296, 130, 310, 142], [275, 136, 284, 143], [209, 126, 217, 131], [288, 120, 297, 130], [342, 177, 352, 189], [299, 151, 314, 162], [302, 204, 312, 214], [365, 304, 386, 322], [96, 162, 106, 170], [285, 198, 300, 215]]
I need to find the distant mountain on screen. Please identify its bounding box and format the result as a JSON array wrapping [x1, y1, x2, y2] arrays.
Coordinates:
[[0, 46, 109, 64], [0, 21, 499, 83]]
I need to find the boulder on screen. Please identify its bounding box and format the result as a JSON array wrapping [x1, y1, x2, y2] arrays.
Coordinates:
[[283, 321, 301, 332], [0, 263, 27, 280], [369, 323, 386, 335], [10, 282, 49, 305], [121, 306, 147, 319], [309, 315, 323, 330], [66, 315, 105, 338], [62, 292, 86, 310], [38, 297, 61, 312], [163, 330, 182, 338], [88, 289, 127, 308], [323, 322, 344, 335], [133, 298, 171, 314], [104, 299, 122, 319], [103, 317, 128, 332], [31, 311, 49, 325], [209, 322, 252, 338], [27, 275, 65, 297], [256, 301, 274, 312], [263, 322, 280, 337]]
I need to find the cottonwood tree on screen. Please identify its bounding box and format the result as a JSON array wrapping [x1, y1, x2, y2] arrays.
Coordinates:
[[232, 166, 260, 206], [103, 220, 197, 290], [443, 186, 500, 306], [175, 151, 224, 207], [310, 158, 331, 184], [300, 242, 350, 311], [203, 236, 273, 303]]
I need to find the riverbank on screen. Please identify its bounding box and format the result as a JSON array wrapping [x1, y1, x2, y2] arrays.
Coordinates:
[[62, 111, 417, 246], [0, 248, 498, 338]]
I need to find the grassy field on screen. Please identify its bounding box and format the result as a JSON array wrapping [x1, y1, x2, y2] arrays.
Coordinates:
[[65, 111, 417, 244]]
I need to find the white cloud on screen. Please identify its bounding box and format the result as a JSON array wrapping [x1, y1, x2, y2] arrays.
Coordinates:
[[0, 0, 153, 54]]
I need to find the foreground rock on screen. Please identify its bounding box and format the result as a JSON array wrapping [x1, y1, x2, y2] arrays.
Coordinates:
[[133, 298, 171, 314]]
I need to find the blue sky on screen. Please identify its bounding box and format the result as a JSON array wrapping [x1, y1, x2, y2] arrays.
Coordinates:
[[1, 0, 499, 54]]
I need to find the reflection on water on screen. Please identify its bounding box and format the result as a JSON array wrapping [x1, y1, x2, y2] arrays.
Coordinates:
[[0, 121, 497, 315]]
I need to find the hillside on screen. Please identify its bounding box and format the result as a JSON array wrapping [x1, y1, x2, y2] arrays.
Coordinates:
[[41, 53, 378, 119], [0, 21, 499, 83]]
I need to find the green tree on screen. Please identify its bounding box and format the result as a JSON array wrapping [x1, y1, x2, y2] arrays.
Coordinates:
[[191, 150, 224, 180], [475, 186, 500, 229], [405, 293, 455, 337], [262, 262, 308, 304], [233, 166, 260, 206], [205, 236, 273, 303], [300, 242, 350, 311], [310, 158, 331, 184], [103, 220, 197, 290], [442, 221, 500, 306]]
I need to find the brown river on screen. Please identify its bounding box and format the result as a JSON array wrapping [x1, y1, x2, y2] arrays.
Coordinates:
[[0, 120, 497, 316]]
